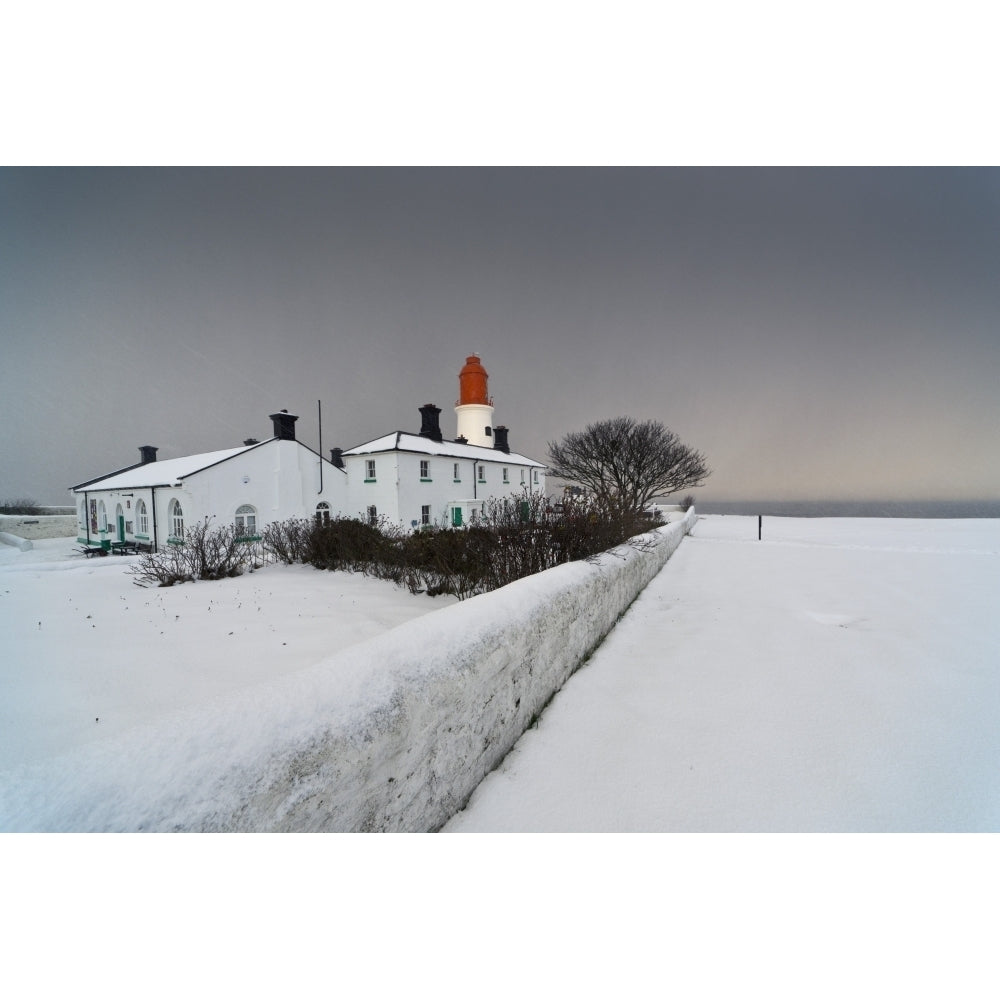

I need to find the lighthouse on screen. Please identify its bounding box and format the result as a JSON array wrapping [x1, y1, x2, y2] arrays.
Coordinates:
[[455, 354, 495, 447]]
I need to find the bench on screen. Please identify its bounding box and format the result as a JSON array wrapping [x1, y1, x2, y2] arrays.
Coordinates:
[[111, 541, 139, 555]]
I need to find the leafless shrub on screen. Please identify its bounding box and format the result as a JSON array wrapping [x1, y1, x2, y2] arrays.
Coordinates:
[[129, 518, 259, 587], [0, 498, 42, 515], [261, 517, 312, 565]]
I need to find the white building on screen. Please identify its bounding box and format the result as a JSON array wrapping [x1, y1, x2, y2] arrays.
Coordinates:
[[71, 411, 345, 552], [71, 355, 546, 549], [338, 355, 544, 528]]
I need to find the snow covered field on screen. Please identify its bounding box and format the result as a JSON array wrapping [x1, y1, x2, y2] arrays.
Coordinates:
[[445, 515, 1000, 831], [3, 516, 999, 832], [0, 537, 456, 771]]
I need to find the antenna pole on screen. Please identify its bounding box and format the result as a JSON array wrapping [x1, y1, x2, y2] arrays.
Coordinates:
[[318, 399, 323, 494]]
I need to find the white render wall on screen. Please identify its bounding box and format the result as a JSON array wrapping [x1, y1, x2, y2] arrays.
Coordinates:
[[74, 441, 346, 549], [177, 439, 345, 533], [344, 450, 546, 530], [1, 510, 694, 832]]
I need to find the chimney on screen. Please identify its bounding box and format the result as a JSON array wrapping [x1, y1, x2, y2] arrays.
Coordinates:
[[454, 435, 468, 445], [243, 438, 259, 446], [330, 447, 345, 469], [418, 404, 443, 443], [493, 426, 510, 453], [269, 410, 298, 441], [139, 445, 158, 464]]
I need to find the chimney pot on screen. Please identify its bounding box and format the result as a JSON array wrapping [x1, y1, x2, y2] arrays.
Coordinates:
[[269, 411, 298, 441], [139, 445, 158, 464], [330, 448, 345, 469], [493, 426, 511, 453], [418, 404, 444, 443]]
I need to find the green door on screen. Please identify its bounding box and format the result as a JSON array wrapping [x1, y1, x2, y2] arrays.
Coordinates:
[[451, 507, 463, 527]]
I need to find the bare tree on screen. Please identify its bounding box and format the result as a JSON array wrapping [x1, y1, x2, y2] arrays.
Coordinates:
[[547, 417, 709, 516]]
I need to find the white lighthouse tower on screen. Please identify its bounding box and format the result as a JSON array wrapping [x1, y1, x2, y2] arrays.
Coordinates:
[[455, 354, 495, 447]]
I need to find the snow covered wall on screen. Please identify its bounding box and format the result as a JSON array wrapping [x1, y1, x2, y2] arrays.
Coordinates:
[[0, 514, 76, 540], [0, 510, 694, 832]]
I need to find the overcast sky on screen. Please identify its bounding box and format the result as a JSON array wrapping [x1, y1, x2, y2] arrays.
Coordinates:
[[3, 166, 999, 505]]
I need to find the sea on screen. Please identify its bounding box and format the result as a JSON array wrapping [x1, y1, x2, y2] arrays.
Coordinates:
[[691, 500, 1000, 519]]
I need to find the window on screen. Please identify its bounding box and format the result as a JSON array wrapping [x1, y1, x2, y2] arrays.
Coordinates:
[[316, 501, 331, 525], [420, 459, 430, 480], [235, 504, 257, 537], [521, 469, 525, 484], [478, 465, 486, 483], [98, 500, 107, 532], [136, 499, 148, 535], [421, 504, 431, 526], [367, 505, 377, 525], [484, 426, 492, 437], [169, 499, 184, 539], [365, 459, 376, 481], [453, 462, 460, 482], [503, 467, 509, 483], [533, 470, 539, 485]]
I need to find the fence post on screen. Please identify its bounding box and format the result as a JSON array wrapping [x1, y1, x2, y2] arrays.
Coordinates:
[[758, 514, 762, 541]]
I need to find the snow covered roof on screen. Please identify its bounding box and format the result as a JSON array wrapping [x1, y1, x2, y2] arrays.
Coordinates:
[[341, 432, 546, 468], [72, 442, 266, 492]]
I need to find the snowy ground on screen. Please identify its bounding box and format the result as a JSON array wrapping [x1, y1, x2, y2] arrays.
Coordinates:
[[3, 518, 999, 832], [445, 516, 1000, 832], [0, 536, 456, 771]]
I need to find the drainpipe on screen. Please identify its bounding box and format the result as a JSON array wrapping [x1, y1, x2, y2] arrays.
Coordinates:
[[151, 486, 159, 553]]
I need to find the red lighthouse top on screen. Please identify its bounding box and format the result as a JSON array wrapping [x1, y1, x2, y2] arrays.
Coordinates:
[[458, 354, 492, 406]]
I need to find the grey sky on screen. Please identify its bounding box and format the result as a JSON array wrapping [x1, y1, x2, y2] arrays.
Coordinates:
[[2, 167, 998, 505]]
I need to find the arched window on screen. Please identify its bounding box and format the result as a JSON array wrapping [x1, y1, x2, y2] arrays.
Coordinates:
[[98, 500, 107, 533], [235, 504, 257, 537], [315, 501, 331, 525], [136, 499, 148, 535], [169, 499, 184, 539]]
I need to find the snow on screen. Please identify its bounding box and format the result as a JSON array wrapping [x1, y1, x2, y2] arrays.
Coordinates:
[[342, 430, 544, 466], [444, 515, 1000, 831], [71, 443, 259, 490], [0, 536, 457, 771], [0, 518, 690, 831], [3, 514, 999, 832]]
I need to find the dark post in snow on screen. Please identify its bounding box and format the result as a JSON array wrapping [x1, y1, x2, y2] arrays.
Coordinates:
[[758, 514, 762, 541]]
